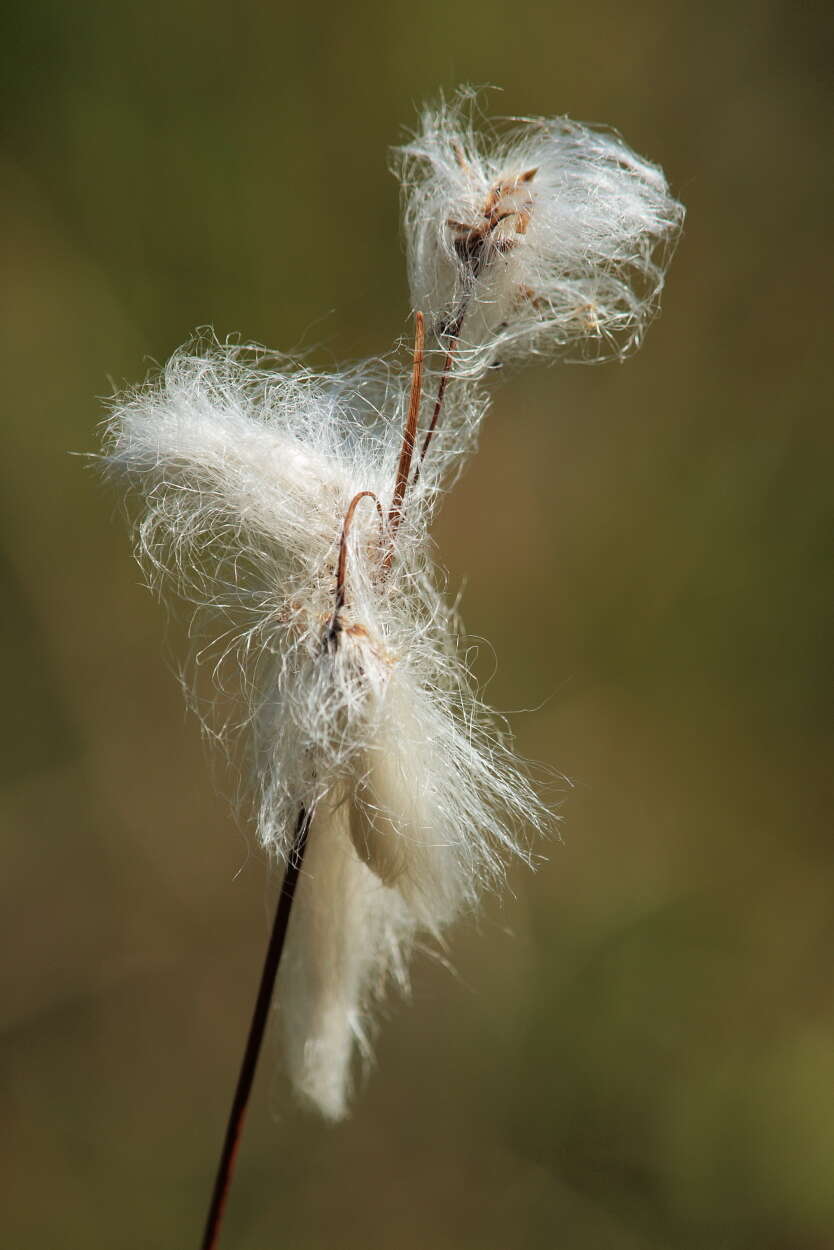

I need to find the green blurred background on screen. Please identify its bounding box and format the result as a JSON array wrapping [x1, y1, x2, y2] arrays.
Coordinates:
[[1, 2, 832, 1246]]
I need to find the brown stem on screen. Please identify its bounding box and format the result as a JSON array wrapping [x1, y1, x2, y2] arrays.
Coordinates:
[[329, 490, 384, 642], [200, 805, 314, 1250], [413, 298, 469, 483], [386, 311, 425, 543], [414, 340, 457, 477]]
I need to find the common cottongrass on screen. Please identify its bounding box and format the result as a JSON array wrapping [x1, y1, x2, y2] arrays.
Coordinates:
[[102, 87, 682, 1246]]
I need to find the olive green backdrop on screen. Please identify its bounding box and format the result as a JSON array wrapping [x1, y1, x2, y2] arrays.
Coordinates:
[[1, 2, 831, 1247]]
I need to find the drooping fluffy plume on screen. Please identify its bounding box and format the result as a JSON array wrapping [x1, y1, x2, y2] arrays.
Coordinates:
[[396, 90, 684, 374], [278, 788, 414, 1120], [102, 334, 546, 1116]]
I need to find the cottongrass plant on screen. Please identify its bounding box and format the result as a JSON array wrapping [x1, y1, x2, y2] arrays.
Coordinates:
[[102, 88, 682, 1248]]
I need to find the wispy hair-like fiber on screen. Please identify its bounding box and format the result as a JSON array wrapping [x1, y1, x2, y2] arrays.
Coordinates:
[[103, 333, 546, 1116], [395, 89, 684, 375]]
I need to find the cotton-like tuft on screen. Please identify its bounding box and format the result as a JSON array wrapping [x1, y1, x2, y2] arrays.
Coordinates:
[[278, 787, 415, 1120], [102, 336, 547, 1116], [395, 91, 684, 374]]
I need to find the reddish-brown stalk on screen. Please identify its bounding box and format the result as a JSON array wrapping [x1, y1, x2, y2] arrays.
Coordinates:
[[200, 805, 314, 1250], [385, 312, 425, 555], [413, 301, 468, 481], [329, 489, 384, 639]]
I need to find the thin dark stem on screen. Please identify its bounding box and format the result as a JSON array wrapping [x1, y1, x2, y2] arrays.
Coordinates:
[[332, 491, 383, 621], [386, 311, 425, 553], [200, 805, 314, 1250], [413, 298, 469, 484], [414, 340, 457, 477]]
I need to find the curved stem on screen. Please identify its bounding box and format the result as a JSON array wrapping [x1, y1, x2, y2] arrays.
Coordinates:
[[200, 806, 314, 1250], [329, 490, 384, 640]]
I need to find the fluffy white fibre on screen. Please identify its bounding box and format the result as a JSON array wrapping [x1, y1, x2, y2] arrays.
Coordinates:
[[103, 337, 546, 1117], [396, 91, 684, 374], [278, 787, 414, 1120]]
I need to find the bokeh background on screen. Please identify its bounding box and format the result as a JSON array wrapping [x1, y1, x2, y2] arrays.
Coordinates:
[[1, 2, 832, 1246]]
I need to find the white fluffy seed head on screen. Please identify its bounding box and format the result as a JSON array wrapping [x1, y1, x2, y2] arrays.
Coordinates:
[[102, 336, 550, 1117], [395, 90, 684, 375]]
